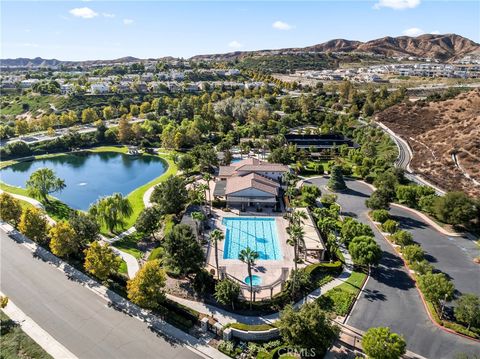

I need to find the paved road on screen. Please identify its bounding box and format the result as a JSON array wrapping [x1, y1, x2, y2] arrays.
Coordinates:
[[390, 206, 480, 297], [305, 177, 480, 359], [0, 230, 200, 359]]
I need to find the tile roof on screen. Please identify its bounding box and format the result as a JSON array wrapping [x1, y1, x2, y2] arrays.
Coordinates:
[[219, 158, 290, 177], [225, 173, 279, 196]]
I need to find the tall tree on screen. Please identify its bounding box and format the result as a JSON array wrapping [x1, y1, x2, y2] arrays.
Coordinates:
[[127, 259, 166, 309], [214, 279, 240, 310], [163, 224, 204, 276], [49, 221, 78, 258], [239, 246, 259, 308], [151, 176, 188, 215], [362, 327, 406, 359], [69, 211, 99, 249], [454, 293, 480, 330], [278, 302, 339, 356], [202, 173, 213, 216], [26, 168, 65, 204], [417, 272, 455, 318], [0, 192, 22, 226], [135, 206, 160, 240], [89, 193, 133, 233], [84, 241, 122, 281], [348, 236, 382, 267], [328, 165, 346, 191], [18, 207, 49, 244], [210, 229, 224, 277], [434, 192, 476, 226]]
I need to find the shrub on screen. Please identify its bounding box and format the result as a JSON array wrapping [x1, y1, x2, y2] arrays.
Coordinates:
[[320, 193, 337, 207], [371, 209, 390, 223], [320, 288, 356, 316], [410, 260, 434, 275], [419, 194, 438, 214], [148, 247, 165, 261], [402, 244, 425, 263], [390, 230, 413, 247], [381, 219, 399, 234]]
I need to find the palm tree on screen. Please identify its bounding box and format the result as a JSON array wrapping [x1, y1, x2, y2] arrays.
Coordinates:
[[286, 224, 305, 297], [191, 211, 206, 241], [89, 193, 133, 234], [210, 229, 224, 276], [239, 246, 259, 309], [290, 209, 307, 227], [202, 173, 213, 216], [286, 224, 305, 273]]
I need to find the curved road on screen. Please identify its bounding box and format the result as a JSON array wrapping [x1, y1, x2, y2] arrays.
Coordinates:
[[305, 177, 480, 359]]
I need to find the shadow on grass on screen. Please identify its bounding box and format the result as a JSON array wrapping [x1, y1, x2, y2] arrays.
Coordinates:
[[45, 199, 72, 221]]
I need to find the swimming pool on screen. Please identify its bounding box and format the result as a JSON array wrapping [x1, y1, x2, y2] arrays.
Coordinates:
[[222, 217, 282, 260]]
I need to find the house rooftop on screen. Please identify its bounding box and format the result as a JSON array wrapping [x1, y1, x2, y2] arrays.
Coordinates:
[[225, 173, 280, 196]]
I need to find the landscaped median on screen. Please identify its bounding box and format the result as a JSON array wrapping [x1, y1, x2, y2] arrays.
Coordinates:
[[367, 210, 480, 341]]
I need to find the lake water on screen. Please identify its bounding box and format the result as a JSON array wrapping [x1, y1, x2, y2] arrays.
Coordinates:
[[0, 152, 167, 210]]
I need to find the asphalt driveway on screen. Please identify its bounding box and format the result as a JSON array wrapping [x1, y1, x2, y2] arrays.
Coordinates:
[[305, 177, 480, 358]]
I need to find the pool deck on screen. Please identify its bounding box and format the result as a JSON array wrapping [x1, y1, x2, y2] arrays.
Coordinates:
[[207, 208, 295, 300]]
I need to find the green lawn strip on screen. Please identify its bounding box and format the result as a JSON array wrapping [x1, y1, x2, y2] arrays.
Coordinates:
[[318, 270, 367, 316], [0, 182, 71, 221], [122, 153, 177, 229], [226, 322, 277, 331], [118, 260, 128, 275], [0, 311, 53, 359], [111, 233, 143, 259]]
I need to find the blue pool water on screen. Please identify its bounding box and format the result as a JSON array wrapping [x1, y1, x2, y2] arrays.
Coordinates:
[[245, 275, 262, 286], [222, 217, 282, 260], [231, 158, 242, 163]]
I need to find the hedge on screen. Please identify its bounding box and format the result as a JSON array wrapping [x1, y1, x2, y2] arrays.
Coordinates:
[[304, 261, 342, 277], [227, 322, 277, 331]]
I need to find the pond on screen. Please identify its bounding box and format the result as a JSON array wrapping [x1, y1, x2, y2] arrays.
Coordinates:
[[0, 152, 167, 210]]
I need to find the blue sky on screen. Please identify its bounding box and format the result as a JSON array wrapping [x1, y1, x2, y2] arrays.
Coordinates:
[[2, 1, 479, 60]]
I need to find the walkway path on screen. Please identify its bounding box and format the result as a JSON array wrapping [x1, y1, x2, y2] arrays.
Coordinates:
[[166, 244, 354, 326], [0, 189, 45, 210]]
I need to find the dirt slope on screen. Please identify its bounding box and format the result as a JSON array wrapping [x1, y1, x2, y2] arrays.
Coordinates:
[[377, 89, 480, 197]]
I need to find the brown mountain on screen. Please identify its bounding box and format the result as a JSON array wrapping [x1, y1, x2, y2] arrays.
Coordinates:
[[192, 34, 480, 62]]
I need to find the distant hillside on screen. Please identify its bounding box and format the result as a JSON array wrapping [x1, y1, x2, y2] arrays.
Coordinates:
[[376, 89, 480, 197], [0, 56, 142, 68], [2, 34, 479, 68], [192, 34, 480, 62]]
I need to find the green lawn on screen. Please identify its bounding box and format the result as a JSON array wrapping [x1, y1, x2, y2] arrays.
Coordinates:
[[112, 233, 143, 259], [0, 311, 52, 359], [119, 259, 128, 275], [335, 270, 367, 294], [122, 152, 177, 229]]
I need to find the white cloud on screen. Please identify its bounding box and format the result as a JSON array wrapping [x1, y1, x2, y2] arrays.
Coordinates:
[[102, 13, 115, 18], [69, 7, 98, 19], [430, 30, 440, 35], [374, 0, 421, 10], [272, 20, 294, 31], [123, 18, 134, 25], [402, 27, 425, 36], [228, 40, 243, 49]]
